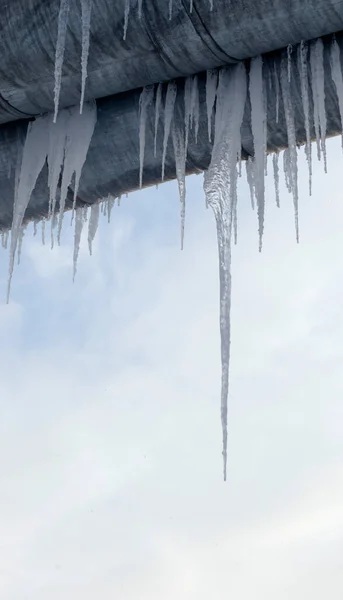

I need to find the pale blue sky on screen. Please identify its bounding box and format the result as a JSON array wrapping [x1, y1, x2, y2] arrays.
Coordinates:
[[0, 137, 342, 599]]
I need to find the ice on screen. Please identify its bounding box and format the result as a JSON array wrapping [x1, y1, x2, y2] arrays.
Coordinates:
[[138, 0, 143, 19], [169, 0, 173, 20], [162, 81, 177, 181], [310, 38, 327, 170], [245, 156, 255, 210], [73, 207, 84, 281], [273, 61, 280, 123], [47, 109, 69, 218], [42, 219, 46, 246], [272, 152, 280, 208], [172, 123, 187, 250], [330, 38, 343, 147], [184, 77, 192, 157], [154, 83, 162, 157], [203, 63, 247, 481], [80, 0, 92, 114], [206, 69, 218, 141], [280, 59, 299, 241], [57, 102, 97, 240], [1, 231, 8, 250], [88, 202, 100, 255], [249, 56, 266, 251], [54, 0, 70, 123], [287, 44, 293, 82], [191, 76, 200, 143], [7, 116, 50, 301], [298, 41, 312, 195], [190, 0, 193, 12], [123, 0, 130, 40], [17, 226, 26, 266], [139, 85, 155, 188]]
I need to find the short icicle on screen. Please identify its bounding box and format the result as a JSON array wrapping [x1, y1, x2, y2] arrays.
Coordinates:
[[139, 86, 155, 189], [154, 83, 162, 157], [330, 38, 343, 148], [249, 56, 266, 252], [172, 123, 187, 250], [88, 203, 100, 255], [203, 63, 247, 481], [280, 58, 299, 241], [298, 41, 312, 195], [73, 207, 84, 281], [310, 38, 327, 170], [162, 81, 177, 181]]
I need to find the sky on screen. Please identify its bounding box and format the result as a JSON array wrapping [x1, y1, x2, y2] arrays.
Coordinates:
[[0, 136, 342, 599]]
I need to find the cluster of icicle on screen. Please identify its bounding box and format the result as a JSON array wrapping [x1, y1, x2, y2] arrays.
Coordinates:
[[7, 103, 98, 300], [54, 0, 214, 119], [139, 37, 343, 480]]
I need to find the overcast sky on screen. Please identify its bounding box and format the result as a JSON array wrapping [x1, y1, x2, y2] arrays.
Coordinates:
[[0, 136, 342, 599]]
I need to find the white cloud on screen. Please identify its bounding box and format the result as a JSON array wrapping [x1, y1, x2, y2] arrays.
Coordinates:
[[0, 139, 342, 598]]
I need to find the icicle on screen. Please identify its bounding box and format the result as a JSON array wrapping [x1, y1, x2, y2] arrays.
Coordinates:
[[54, 0, 70, 123], [273, 61, 280, 123], [287, 44, 292, 82], [162, 81, 177, 181], [310, 38, 327, 170], [191, 76, 200, 143], [190, 0, 193, 12], [281, 59, 299, 241], [73, 208, 84, 281], [206, 69, 218, 142], [184, 77, 192, 156], [298, 41, 312, 195], [169, 0, 173, 20], [33, 220, 38, 237], [17, 226, 26, 266], [330, 38, 343, 148], [138, 0, 143, 19], [245, 156, 255, 210], [107, 196, 115, 223], [203, 63, 247, 481], [42, 219, 46, 246], [7, 117, 50, 302], [88, 203, 99, 255], [139, 85, 154, 188], [123, 0, 130, 40], [80, 0, 92, 114], [249, 56, 266, 251], [51, 213, 58, 250], [58, 102, 97, 240], [283, 148, 292, 193], [209, 0, 214, 8], [47, 109, 69, 218], [172, 123, 187, 250], [2, 230, 9, 250], [272, 152, 280, 208], [154, 83, 162, 157]]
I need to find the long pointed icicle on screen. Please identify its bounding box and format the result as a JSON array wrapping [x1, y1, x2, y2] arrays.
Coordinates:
[[80, 0, 92, 114], [310, 38, 327, 172], [249, 56, 266, 251], [172, 123, 187, 250], [184, 77, 192, 157], [206, 69, 218, 142], [139, 86, 155, 188], [7, 117, 50, 301], [191, 76, 200, 143], [88, 203, 100, 255], [204, 63, 247, 482], [162, 81, 177, 181], [298, 41, 312, 195], [54, 0, 70, 123], [330, 38, 343, 147], [281, 58, 299, 241]]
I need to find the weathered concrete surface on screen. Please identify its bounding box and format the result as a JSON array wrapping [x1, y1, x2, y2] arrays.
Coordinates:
[[0, 0, 342, 123], [0, 34, 342, 231]]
